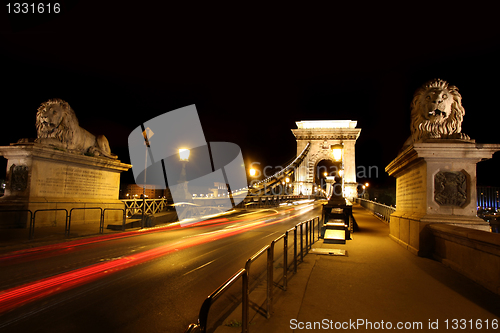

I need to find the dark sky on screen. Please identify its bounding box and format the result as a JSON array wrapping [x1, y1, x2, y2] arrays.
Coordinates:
[[1, 2, 500, 188]]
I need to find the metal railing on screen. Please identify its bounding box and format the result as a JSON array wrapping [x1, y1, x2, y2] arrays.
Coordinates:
[[67, 207, 102, 237], [33, 209, 68, 240], [185, 268, 249, 333], [185, 216, 320, 333], [0, 207, 126, 240], [121, 198, 168, 217], [102, 208, 127, 232], [356, 198, 395, 222]]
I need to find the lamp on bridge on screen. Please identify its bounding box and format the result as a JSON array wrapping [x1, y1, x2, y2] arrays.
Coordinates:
[[327, 143, 346, 204], [249, 168, 256, 177], [321, 143, 351, 244], [179, 148, 190, 162], [175, 148, 192, 202], [331, 143, 343, 162]]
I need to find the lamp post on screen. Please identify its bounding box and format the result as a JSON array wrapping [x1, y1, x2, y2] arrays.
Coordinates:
[[141, 127, 154, 228], [331, 144, 343, 162], [178, 148, 191, 200], [179, 148, 190, 162], [320, 142, 351, 242], [330, 143, 345, 202]]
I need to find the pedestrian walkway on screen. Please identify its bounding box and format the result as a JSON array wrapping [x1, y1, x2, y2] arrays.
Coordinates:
[[219, 204, 500, 332]]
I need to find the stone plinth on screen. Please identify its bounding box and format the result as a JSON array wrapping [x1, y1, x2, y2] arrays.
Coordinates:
[[0, 142, 131, 228], [385, 140, 500, 255]]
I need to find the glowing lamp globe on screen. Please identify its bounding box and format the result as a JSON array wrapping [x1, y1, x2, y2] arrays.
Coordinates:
[[331, 144, 343, 162], [179, 148, 190, 161]]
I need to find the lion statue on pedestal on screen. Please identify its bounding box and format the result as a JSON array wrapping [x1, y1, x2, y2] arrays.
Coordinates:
[[35, 98, 117, 159], [405, 78, 470, 147]]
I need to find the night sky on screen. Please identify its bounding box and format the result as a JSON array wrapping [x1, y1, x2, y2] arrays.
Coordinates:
[[1, 2, 500, 190]]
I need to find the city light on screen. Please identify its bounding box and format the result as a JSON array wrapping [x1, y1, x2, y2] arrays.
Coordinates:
[[179, 148, 190, 161], [331, 144, 343, 162]]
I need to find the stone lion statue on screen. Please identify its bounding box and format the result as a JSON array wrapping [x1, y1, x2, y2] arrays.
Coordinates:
[[35, 98, 117, 159], [405, 78, 470, 146]]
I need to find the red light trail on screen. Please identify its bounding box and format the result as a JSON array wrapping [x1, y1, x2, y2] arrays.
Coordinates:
[[0, 206, 315, 314], [0, 208, 296, 262]]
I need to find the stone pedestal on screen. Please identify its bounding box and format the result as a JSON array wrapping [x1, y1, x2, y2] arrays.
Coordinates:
[[385, 140, 500, 255], [0, 142, 131, 228]]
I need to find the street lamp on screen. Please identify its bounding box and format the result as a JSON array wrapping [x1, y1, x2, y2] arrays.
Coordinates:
[[141, 127, 154, 229], [330, 143, 345, 200], [249, 168, 256, 177], [179, 148, 190, 161], [176, 148, 192, 204], [331, 143, 343, 162], [178, 148, 190, 180]]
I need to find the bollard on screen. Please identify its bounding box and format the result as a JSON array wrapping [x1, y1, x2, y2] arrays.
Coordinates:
[[267, 245, 273, 319], [294, 226, 298, 273], [284, 230, 289, 291], [305, 221, 309, 253], [300, 223, 304, 262]]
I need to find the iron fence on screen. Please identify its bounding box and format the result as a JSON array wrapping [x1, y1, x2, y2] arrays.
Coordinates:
[[356, 198, 395, 222], [0, 207, 126, 240], [121, 198, 168, 217], [185, 216, 320, 333]]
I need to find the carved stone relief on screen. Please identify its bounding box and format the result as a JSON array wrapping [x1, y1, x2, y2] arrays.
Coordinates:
[[434, 171, 467, 206], [10, 164, 29, 192]]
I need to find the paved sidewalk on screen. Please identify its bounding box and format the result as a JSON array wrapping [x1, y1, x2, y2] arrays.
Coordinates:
[[219, 205, 500, 332]]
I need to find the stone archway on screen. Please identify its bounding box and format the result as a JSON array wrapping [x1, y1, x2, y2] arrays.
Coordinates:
[[291, 120, 361, 200], [314, 158, 340, 191]]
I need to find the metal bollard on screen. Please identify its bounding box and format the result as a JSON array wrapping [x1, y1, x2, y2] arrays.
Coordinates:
[[242, 269, 249, 333], [300, 223, 304, 262], [284, 230, 289, 291], [305, 221, 309, 253], [294, 226, 298, 273], [267, 245, 273, 319]]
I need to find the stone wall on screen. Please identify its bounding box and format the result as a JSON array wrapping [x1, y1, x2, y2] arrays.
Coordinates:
[[428, 224, 500, 295], [0, 142, 131, 228]]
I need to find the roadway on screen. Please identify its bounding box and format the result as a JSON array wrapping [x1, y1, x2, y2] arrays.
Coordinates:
[[0, 200, 322, 333]]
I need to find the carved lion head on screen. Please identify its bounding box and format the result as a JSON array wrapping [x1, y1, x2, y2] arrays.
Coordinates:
[[36, 98, 79, 141], [410, 79, 469, 142]]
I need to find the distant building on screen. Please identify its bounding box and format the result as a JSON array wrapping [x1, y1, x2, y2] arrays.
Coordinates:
[[209, 182, 229, 197], [477, 186, 500, 211], [121, 184, 172, 202]]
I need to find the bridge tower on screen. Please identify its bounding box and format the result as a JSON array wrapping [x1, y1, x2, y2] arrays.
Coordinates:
[[291, 120, 361, 200]]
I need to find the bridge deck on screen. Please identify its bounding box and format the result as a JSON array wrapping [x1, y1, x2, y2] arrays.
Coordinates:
[[242, 204, 500, 332]]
